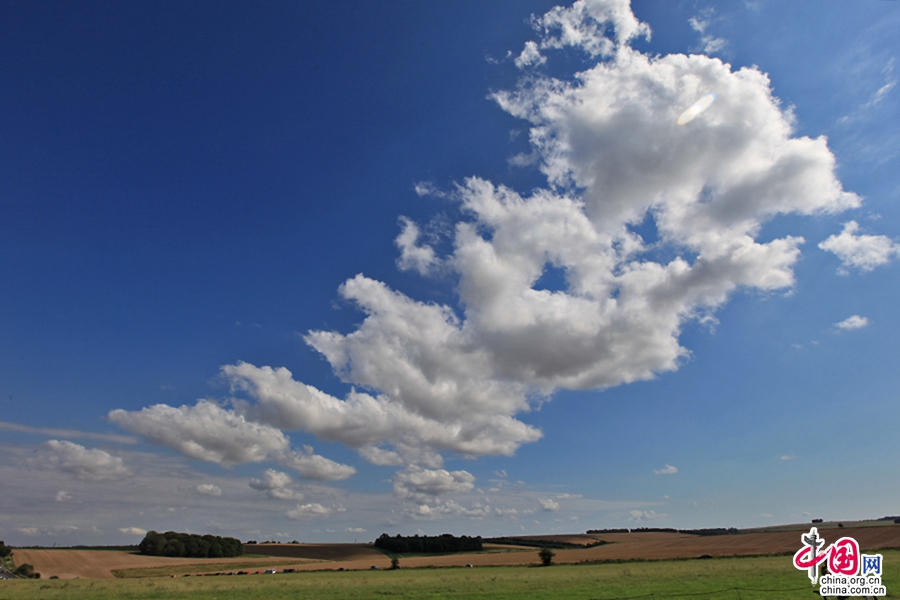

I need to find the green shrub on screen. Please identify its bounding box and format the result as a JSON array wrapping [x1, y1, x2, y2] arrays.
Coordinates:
[[538, 547, 555, 566]]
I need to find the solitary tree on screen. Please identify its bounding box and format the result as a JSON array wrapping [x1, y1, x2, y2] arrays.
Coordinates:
[[538, 547, 555, 566]]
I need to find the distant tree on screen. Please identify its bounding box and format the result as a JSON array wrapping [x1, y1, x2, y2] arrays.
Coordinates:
[[538, 547, 555, 566], [15, 563, 39, 578], [138, 531, 242, 558], [163, 539, 185, 557], [0, 540, 11, 558], [391, 557, 400, 570], [374, 533, 482, 554]]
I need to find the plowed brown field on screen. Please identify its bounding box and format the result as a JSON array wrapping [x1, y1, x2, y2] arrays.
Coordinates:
[[249, 543, 386, 562], [15, 522, 900, 579]]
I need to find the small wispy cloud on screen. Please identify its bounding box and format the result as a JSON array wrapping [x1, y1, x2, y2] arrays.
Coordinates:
[[654, 464, 678, 475], [539, 498, 560, 511], [629, 510, 667, 522], [287, 503, 344, 520], [249, 469, 304, 501], [688, 8, 726, 55], [0, 421, 137, 444], [195, 484, 222, 497], [835, 315, 869, 331], [837, 58, 897, 124]]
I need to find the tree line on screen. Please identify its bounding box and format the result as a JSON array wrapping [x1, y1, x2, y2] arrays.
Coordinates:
[[138, 531, 243, 558], [586, 527, 740, 535], [374, 533, 482, 554]]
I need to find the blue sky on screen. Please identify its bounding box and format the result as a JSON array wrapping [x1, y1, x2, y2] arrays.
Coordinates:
[[2, 0, 899, 545]]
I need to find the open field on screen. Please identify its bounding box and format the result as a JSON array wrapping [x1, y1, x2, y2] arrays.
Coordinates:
[[11, 522, 900, 580], [8, 549, 300, 580], [247, 542, 388, 562], [4, 551, 898, 600]]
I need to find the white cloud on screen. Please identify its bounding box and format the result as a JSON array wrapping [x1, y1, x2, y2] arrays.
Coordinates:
[[119, 527, 147, 536], [38, 440, 131, 481], [286, 503, 337, 520], [629, 510, 666, 522], [223, 356, 540, 458], [515, 40, 546, 69], [838, 58, 897, 125], [539, 498, 560, 511], [250, 468, 294, 490], [405, 498, 493, 521], [819, 221, 900, 273], [279, 446, 356, 481], [688, 9, 726, 55], [531, 0, 650, 57], [249, 468, 304, 500], [0, 421, 137, 444], [108, 400, 290, 465], [55, 490, 71, 502], [654, 464, 678, 475], [395, 216, 439, 276], [112, 0, 862, 498], [392, 466, 475, 501], [109, 400, 354, 481], [359, 445, 403, 466], [835, 315, 869, 331], [195, 483, 222, 497]]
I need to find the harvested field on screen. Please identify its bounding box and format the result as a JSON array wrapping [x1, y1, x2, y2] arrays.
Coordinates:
[[497, 534, 607, 546], [13, 522, 900, 579], [11, 549, 298, 580], [247, 543, 385, 562]]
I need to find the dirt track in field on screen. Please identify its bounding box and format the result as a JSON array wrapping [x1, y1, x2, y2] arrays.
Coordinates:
[[15, 523, 900, 579]]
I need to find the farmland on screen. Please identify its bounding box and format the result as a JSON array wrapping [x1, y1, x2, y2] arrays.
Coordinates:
[[0, 551, 896, 600], [2, 521, 897, 599]]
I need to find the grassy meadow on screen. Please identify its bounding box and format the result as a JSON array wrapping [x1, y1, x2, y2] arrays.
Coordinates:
[[4, 550, 896, 600]]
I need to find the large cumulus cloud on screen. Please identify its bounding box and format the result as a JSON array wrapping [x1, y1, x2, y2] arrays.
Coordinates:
[[110, 0, 863, 504], [108, 401, 355, 480], [37, 440, 131, 481]]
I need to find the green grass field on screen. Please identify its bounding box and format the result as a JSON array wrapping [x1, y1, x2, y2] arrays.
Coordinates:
[[2, 551, 895, 600]]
